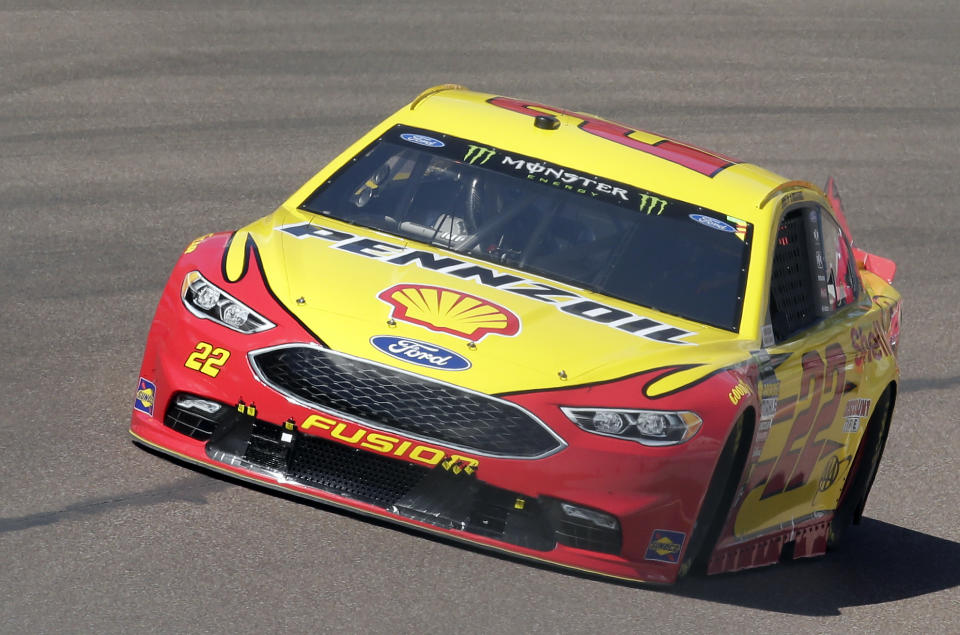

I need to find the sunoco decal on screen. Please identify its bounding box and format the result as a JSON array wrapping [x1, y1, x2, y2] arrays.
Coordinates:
[[400, 132, 444, 148], [378, 283, 520, 342], [370, 335, 471, 371], [278, 222, 695, 344], [645, 529, 686, 563], [134, 377, 156, 416]]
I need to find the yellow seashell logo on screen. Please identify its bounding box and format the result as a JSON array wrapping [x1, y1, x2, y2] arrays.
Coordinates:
[[378, 284, 520, 342]]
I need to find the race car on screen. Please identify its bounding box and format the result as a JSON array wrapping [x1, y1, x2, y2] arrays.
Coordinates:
[[130, 85, 901, 584]]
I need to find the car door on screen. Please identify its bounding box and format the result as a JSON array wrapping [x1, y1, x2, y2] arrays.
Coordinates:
[[734, 203, 882, 538]]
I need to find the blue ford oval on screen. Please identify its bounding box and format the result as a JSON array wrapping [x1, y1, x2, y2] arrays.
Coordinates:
[[689, 213, 735, 233], [370, 335, 470, 371], [399, 133, 445, 148]]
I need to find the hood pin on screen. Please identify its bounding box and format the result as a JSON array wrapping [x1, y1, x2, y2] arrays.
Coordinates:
[[467, 342, 477, 350], [558, 370, 568, 380], [387, 318, 397, 327], [296, 296, 306, 305]]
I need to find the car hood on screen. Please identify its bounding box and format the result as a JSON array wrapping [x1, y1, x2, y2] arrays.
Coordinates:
[[229, 208, 752, 395]]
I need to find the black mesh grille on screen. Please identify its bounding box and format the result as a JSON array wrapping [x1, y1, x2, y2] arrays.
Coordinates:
[[251, 346, 562, 457], [289, 433, 429, 506], [770, 210, 817, 340], [553, 516, 621, 554], [164, 401, 219, 441], [244, 421, 289, 473]]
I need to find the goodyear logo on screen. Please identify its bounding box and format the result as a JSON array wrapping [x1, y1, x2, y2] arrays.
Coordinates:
[[378, 284, 520, 342], [184, 233, 214, 254], [644, 529, 686, 563], [300, 414, 479, 473], [728, 379, 751, 405], [134, 377, 156, 416]]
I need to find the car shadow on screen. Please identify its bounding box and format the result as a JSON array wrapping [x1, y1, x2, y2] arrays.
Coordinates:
[[670, 519, 960, 615]]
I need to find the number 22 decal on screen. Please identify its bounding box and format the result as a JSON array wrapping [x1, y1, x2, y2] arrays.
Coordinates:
[[184, 342, 230, 377], [750, 343, 846, 498]]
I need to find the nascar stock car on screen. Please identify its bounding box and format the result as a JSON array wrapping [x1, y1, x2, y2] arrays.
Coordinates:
[[131, 85, 901, 584]]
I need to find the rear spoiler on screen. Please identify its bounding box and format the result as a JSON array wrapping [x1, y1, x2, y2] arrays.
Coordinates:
[[825, 177, 897, 283]]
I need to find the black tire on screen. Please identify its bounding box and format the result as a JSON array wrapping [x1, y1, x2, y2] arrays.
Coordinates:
[[678, 413, 753, 578], [827, 384, 895, 548]]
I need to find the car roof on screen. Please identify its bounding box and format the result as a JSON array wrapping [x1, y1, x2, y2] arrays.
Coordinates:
[[389, 86, 795, 226]]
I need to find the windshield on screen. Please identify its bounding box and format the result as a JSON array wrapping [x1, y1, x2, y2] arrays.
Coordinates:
[[300, 125, 752, 330]]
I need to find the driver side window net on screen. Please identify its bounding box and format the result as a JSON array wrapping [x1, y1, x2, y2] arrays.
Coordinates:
[[769, 208, 818, 341]]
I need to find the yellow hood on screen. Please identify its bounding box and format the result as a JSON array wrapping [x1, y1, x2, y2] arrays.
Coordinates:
[[230, 208, 747, 394]]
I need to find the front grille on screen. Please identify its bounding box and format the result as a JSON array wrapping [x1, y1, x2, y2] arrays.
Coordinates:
[[163, 397, 226, 441], [250, 345, 563, 458], [553, 516, 622, 554], [161, 398, 619, 556], [290, 433, 429, 507]]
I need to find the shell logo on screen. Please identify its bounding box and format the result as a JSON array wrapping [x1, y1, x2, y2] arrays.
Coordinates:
[[378, 284, 520, 342]]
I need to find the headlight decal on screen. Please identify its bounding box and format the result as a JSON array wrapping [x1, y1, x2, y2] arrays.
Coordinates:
[[560, 406, 702, 446], [181, 271, 275, 334]]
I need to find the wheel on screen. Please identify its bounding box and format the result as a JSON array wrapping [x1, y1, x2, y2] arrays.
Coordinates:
[[678, 413, 752, 578], [827, 385, 894, 548]]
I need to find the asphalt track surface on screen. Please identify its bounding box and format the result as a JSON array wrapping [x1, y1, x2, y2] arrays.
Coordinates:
[[2, 1, 959, 633]]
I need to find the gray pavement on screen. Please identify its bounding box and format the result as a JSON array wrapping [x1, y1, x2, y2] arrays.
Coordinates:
[[1, 1, 958, 633]]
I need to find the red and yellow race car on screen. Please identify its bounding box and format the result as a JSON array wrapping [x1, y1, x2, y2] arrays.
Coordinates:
[[131, 85, 901, 584]]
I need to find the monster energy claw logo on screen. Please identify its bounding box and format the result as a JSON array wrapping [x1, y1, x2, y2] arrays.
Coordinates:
[[638, 193, 667, 215], [464, 145, 496, 165]]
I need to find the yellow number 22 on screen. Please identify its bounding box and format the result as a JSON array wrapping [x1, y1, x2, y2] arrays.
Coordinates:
[[184, 342, 231, 377]]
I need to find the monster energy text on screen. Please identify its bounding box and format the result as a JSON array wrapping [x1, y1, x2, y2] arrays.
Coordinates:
[[500, 155, 630, 202]]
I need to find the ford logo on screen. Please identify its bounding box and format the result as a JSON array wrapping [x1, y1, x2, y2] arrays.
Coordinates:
[[370, 335, 470, 371], [689, 213, 735, 233], [399, 133, 445, 148]]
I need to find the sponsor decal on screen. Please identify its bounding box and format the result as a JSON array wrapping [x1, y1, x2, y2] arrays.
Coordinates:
[[728, 216, 749, 242], [645, 529, 686, 563], [637, 193, 667, 215], [501, 154, 630, 202], [842, 398, 871, 433], [184, 233, 214, 254], [689, 213, 735, 233], [760, 397, 778, 419], [463, 144, 495, 165], [400, 132, 444, 148], [818, 455, 841, 491], [845, 398, 871, 418], [134, 377, 156, 416], [278, 222, 695, 344], [759, 379, 780, 399], [184, 341, 230, 378], [761, 323, 775, 348], [379, 284, 520, 342], [299, 413, 479, 473], [780, 190, 803, 209], [842, 417, 861, 434], [370, 335, 471, 371], [852, 321, 892, 368], [728, 379, 751, 405]]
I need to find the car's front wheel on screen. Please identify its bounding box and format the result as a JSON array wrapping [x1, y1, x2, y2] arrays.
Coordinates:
[[678, 412, 753, 578]]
